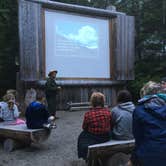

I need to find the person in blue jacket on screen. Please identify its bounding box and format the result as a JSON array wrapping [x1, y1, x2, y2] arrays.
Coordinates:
[[25, 91, 54, 129], [129, 81, 166, 166]]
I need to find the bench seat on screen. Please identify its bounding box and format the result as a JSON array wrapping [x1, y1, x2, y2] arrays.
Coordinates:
[[87, 139, 135, 166]]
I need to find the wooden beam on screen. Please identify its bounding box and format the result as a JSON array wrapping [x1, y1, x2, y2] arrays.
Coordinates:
[[25, 0, 125, 18]]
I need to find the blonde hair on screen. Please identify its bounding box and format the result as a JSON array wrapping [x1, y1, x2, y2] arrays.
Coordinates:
[[6, 89, 17, 98], [140, 81, 161, 98], [3, 93, 15, 102], [90, 92, 105, 108]]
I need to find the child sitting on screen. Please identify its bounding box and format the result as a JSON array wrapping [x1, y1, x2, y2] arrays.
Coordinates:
[[0, 94, 19, 121], [25, 91, 56, 129]]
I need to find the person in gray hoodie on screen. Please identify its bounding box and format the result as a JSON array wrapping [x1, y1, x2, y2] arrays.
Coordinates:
[[111, 90, 135, 140]]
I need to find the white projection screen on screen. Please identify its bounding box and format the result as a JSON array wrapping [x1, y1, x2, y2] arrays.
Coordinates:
[[45, 10, 110, 79]]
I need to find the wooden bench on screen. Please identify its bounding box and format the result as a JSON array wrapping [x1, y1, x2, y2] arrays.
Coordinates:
[[67, 102, 109, 111], [67, 102, 90, 111], [0, 122, 51, 152], [87, 139, 135, 166]]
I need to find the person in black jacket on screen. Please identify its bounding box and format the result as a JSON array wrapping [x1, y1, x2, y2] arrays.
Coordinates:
[[45, 70, 61, 118], [25, 91, 51, 129]]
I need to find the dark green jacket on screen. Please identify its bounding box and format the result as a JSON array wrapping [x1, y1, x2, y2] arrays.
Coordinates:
[[45, 77, 58, 98]]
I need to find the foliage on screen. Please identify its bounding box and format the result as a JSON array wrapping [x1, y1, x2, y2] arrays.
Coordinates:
[[127, 55, 166, 101], [106, 0, 166, 100], [0, 1, 18, 88], [0, 0, 165, 100]]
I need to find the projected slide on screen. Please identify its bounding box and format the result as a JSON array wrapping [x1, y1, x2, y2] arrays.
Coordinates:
[[55, 22, 98, 58], [45, 10, 110, 78]]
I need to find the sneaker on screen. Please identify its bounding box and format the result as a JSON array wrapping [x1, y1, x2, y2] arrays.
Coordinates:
[[55, 116, 59, 119], [48, 116, 55, 122], [43, 123, 51, 129], [50, 124, 57, 129]]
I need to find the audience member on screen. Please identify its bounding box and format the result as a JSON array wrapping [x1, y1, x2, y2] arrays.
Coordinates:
[[77, 92, 112, 160], [25, 91, 56, 129], [6, 89, 19, 106], [111, 90, 135, 140], [129, 81, 166, 166], [0, 93, 19, 121]]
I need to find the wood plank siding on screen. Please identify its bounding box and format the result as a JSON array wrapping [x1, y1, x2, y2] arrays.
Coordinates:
[[115, 15, 135, 80], [19, 0, 43, 80], [18, 0, 135, 109]]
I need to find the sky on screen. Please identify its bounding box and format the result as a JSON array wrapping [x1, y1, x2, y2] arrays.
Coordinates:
[[56, 21, 98, 49]]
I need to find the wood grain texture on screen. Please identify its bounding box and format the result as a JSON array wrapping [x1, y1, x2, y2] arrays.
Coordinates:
[[0, 122, 51, 143], [18, 0, 135, 110], [87, 140, 135, 166], [19, 0, 43, 81]]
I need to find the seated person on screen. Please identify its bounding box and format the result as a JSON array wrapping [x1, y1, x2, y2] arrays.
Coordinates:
[[6, 89, 19, 107], [111, 90, 135, 140], [77, 92, 112, 160], [0, 94, 19, 121], [25, 91, 56, 129], [128, 81, 166, 166]]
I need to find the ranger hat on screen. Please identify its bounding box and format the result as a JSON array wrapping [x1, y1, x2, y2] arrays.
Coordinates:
[[48, 70, 58, 77]]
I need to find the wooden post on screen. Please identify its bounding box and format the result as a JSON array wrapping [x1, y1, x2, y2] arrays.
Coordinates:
[[3, 138, 30, 152], [106, 152, 130, 166], [87, 140, 135, 166]]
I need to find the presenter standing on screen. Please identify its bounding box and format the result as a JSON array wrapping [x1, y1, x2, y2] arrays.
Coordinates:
[[45, 70, 61, 119]]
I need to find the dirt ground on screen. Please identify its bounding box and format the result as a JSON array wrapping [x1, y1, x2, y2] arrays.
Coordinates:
[[0, 111, 86, 166]]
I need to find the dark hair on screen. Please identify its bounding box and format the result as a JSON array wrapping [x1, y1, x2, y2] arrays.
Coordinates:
[[90, 92, 105, 108], [117, 90, 132, 103], [161, 77, 166, 82], [36, 91, 45, 101]]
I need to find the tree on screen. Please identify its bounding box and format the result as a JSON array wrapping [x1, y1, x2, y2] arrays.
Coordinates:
[[0, 0, 18, 89], [0, 0, 165, 100]]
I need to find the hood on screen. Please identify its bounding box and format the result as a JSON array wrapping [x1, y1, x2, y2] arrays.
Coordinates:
[[118, 102, 135, 113], [139, 95, 166, 120], [30, 101, 41, 107]]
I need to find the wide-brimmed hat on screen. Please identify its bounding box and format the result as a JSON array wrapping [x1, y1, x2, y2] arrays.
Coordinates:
[[48, 70, 58, 77]]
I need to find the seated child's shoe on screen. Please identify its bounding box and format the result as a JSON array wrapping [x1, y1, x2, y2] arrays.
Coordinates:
[[54, 116, 59, 119], [48, 116, 56, 124], [50, 124, 57, 129], [48, 116, 55, 123], [43, 123, 51, 129]]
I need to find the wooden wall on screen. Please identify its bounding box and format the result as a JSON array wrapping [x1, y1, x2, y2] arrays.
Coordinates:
[[19, 0, 43, 80], [19, 0, 135, 81], [46, 86, 114, 110], [55, 85, 123, 110], [115, 15, 135, 80], [18, 0, 134, 110], [22, 81, 125, 110]]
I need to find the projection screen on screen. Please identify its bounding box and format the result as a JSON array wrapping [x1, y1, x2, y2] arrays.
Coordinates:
[[45, 10, 110, 78]]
